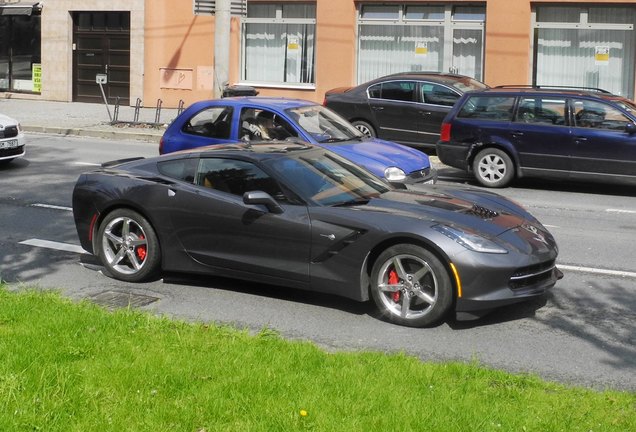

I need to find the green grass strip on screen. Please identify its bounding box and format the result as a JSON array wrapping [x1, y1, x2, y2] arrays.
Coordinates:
[[0, 288, 633, 431]]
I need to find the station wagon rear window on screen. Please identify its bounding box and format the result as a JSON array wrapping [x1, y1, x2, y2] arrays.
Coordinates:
[[458, 96, 516, 121]]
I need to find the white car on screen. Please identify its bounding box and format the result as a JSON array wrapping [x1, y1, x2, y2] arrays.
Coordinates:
[[0, 113, 25, 163]]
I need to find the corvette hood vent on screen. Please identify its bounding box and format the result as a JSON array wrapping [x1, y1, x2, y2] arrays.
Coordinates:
[[465, 204, 499, 220]]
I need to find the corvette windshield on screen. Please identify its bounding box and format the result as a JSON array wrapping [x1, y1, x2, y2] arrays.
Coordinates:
[[265, 149, 390, 206], [286, 105, 364, 144]]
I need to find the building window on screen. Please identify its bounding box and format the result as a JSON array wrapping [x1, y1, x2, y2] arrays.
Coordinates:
[[533, 6, 636, 98], [241, 3, 316, 87], [0, 8, 41, 93], [357, 3, 485, 83]]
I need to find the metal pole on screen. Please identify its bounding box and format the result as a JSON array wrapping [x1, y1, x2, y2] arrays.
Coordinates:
[[214, 0, 231, 99], [98, 82, 113, 122]]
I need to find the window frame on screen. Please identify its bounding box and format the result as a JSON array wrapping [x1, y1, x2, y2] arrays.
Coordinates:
[[240, 2, 317, 89]]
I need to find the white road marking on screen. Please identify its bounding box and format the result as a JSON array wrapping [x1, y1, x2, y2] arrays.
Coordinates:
[[31, 203, 73, 212], [19, 239, 86, 254], [73, 162, 101, 166], [606, 209, 636, 215], [558, 264, 636, 279]]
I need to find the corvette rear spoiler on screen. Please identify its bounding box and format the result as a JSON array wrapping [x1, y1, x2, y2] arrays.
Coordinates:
[[101, 157, 145, 168]]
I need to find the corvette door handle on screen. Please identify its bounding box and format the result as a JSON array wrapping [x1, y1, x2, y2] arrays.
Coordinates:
[[574, 136, 588, 143], [511, 131, 524, 137], [420, 111, 432, 116], [372, 106, 384, 111]]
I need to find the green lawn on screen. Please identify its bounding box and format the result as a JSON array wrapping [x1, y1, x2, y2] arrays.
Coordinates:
[[0, 288, 634, 431]]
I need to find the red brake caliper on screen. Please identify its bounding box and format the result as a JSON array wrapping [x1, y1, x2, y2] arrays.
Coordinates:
[[388, 268, 400, 303], [136, 234, 147, 261]]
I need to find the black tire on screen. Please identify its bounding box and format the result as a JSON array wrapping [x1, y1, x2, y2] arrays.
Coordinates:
[[351, 120, 376, 138], [370, 244, 452, 327], [472, 148, 515, 188], [96, 209, 161, 282]]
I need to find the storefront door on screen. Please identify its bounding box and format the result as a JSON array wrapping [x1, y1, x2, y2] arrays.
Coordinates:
[[72, 12, 130, 104]]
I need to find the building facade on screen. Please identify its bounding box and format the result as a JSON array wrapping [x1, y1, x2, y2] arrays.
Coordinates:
[[1, 0, 635, 108]]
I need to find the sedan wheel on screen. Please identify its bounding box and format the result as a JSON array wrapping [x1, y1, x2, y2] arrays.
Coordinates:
[[473, 148, 514, 188], [97, 209, 161, 282], [352, 120, 376, 138], [371, 244, 452, 327]]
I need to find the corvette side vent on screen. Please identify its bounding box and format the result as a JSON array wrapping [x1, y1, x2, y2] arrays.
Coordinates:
[[312, 230, 365, 263]]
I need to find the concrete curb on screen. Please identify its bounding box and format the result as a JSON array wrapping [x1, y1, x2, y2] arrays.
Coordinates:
[[23, 125, 163, 143]]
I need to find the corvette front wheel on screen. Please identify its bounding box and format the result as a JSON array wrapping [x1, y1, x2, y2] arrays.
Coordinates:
[[97, 209, 161, 282], [370, 244, 452, 327]]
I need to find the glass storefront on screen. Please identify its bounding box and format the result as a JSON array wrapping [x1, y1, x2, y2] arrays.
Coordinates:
[[0, 7, 41, 93], [533, 6, 636, 98], [357, 4, 485, 83]]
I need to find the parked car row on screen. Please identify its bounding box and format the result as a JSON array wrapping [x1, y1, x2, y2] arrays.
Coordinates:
[[67, 73, 635, 327]]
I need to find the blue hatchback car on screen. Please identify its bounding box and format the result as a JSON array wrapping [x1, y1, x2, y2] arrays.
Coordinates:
[[160, 97, 436, 186]]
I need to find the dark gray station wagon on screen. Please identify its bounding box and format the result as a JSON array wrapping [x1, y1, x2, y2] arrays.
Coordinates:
[[437, 87, 636, 187]]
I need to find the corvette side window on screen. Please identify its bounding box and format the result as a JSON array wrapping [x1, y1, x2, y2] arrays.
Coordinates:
[[183, 106, 233, 139], [196, 157, 287, 201], [157, 158, 197, 183]]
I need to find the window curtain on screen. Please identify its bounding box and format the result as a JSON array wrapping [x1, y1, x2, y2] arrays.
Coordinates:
[[244, 23, 315, 84], [452, 29, 482, 80], [536, 28, 634, 97], [358, 25, 444, 82], [535, 7, 635, 97]]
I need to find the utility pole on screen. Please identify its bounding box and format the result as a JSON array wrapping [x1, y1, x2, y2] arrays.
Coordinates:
[[214, 0, 231, 98]]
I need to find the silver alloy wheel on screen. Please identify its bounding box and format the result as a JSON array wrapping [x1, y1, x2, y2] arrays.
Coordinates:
[[477, 153, 507, 184], [355, 124, 373, 136], [375, 253, 438, 320], [101, 216, 149, 276]]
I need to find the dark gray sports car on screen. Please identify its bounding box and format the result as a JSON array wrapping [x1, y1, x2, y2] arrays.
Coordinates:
[[72, 142, 562, 327]]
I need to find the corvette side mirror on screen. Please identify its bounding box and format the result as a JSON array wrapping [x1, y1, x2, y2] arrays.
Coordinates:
[[625, 123, 636, 135], [243, 191, 284, 214]]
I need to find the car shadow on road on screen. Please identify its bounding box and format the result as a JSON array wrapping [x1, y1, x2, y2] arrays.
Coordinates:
[[447, 294, 549, 330], [161, 272, 375, 317]]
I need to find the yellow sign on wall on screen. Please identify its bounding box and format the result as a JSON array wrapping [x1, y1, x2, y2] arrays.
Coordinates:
[[595, 46, 609, 65], [32, 63, 42, 93]]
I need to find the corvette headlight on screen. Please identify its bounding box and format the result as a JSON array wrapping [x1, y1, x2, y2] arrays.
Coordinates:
[[384, 166, 406, 182], [432, 224, 508, 254]]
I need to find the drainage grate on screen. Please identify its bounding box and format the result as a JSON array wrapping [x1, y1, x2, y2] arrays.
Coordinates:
[[89, 291, 159, 310]]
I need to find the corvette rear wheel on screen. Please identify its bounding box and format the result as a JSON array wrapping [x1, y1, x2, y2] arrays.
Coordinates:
[[352, 120, 376, 138], [371, 244, 452, 327], [97, 209, 161, 282]]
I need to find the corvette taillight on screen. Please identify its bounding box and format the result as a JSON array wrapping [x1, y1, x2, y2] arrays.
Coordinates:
[[440, 122, 451, 142]]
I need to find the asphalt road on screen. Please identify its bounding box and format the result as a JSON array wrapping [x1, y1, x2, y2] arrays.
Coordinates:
[[2, 133, 635, 391]]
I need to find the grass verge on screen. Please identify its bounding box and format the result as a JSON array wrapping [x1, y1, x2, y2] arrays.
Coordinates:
[[0, 288, 634, 431]]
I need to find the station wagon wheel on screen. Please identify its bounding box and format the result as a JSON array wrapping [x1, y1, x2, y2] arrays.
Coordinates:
[[97, 209, 161, 282], [473, 148, 514, 188], [370, 244, 452, 327], [351, 120, 376, 137]]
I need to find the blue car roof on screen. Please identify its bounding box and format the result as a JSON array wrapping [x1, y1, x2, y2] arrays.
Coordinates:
[[186, 97, 316, 111]]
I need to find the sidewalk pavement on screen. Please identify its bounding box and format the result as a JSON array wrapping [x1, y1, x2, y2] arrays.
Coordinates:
[[0, 98, 179, 142], [0, 97, 443, 166]]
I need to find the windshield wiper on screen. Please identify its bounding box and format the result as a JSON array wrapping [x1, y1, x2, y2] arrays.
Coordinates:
[[331, 198, 370, 207], [319, 137, 349, 143]]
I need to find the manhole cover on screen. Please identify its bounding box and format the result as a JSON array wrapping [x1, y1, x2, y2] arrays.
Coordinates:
[[89, 291, 159, 310]]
